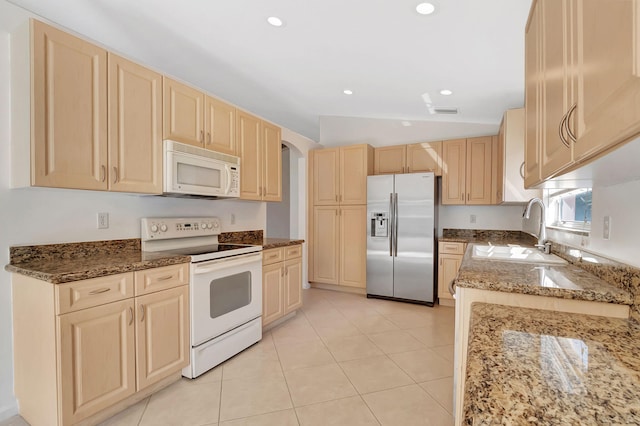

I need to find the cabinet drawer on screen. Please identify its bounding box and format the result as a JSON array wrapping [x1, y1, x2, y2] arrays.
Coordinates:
[[439, 241, 466, 255], [134, 263, 189, 296], [263, 248, 284, 265], [56, 273, 134, 314], [284, 244, 302, 260]]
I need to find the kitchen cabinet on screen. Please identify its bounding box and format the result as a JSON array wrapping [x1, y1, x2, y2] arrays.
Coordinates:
[[442, 137, 493, 205], [374, 142, 442, 175], [524, 0, 640, 187], [311, 205, 367, 289], [262, 244, 303, 328], [311, 144, 373, 206], [495, 108, 542, 203], [108, 54, 163, 194], [237, 110, 282, 201], [12, 264, 189, 426], [437, 241, 466, 307], [163, 77, 237, 155]]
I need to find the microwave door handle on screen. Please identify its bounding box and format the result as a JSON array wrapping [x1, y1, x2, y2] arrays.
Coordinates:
[[225, 165, 232, 195]]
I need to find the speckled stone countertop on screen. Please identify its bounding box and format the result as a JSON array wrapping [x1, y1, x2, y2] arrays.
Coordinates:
[[464, 303, 640, 425], [262, 238, 305, 250], [439, 229, 536, 245], [455, 244, 632, 305], [5, 239, 191, 284], [220, 230, 303, 250]]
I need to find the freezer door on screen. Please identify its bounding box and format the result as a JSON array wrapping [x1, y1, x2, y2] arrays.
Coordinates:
[[393, 173, 435, 302], [366, 175, 394, 297]]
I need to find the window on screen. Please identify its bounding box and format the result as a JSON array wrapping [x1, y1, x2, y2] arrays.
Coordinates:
[[547, 188, 592, 233]]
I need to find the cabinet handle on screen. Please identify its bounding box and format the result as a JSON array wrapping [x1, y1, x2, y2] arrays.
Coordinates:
[[128, 307, 133, 326], [566, 104, 577, 142], [89, 287, 111, 295], [200, 130, 204, 143], [285, 267, 289, 276], [519, 161, 525, 179], [281, 267, 284, 277], [139, 305, 145, 322], [207, 132, 212, 145], [100, 165, 106, 182], [157, 275, 173, 281], [112, 166, 119, 184], [335, 195, 338, 202], [558, 113, 571, 148]]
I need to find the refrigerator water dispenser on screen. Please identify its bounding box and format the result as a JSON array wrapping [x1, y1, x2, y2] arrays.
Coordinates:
[[371, 212, 388, 237]]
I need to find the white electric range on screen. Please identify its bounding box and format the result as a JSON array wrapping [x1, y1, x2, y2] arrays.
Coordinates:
[[141, 217, 263, 378]]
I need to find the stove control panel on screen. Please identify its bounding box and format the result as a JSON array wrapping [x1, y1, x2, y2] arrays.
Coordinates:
[[141, 217, 221, 240]]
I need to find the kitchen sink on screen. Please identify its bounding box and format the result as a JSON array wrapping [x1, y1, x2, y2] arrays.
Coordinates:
[[472, 244, 568, 265]]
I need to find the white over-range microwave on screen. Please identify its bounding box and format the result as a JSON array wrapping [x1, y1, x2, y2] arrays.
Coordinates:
[[163, 140, 240, 199]]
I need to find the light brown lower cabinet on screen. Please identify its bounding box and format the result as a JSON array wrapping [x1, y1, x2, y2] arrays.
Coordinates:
[[12, 263, 190, 426], [262, 244, 303, 328], [437, 242, 466, 307]]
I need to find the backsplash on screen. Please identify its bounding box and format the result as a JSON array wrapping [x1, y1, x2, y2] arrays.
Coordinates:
[[9, 239, 140, 264], [442, 229, 536, 244], [552, 242, 640, 323], [219, 230, 264, 245]]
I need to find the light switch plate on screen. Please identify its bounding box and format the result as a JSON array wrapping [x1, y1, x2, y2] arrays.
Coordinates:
[[470, 214, 477, 224], [603, 215, 611, 240], [97, 212, 109, 229]]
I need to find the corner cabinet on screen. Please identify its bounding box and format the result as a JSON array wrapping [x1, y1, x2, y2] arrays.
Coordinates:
[[262, 244, 303, 328], [237, 110, 282, 201], [12, 264, 190, 426], [442, 137, 493, 205]]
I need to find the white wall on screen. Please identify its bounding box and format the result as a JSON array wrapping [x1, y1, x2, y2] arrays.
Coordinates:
[[438, 204, 525, 235]]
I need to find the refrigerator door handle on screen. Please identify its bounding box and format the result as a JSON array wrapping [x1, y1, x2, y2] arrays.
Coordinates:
[[389, 193, 394, 256], [393, 193, 399, 257]]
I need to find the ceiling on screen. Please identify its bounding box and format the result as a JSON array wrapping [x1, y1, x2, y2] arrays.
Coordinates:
[[4, 0, 533, 145]]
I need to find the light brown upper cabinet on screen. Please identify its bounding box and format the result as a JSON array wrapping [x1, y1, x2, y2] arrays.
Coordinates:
[[442, 137, 493, 205], [495, 109, 541, 203], [373, 142, 442, 175], [108, 54, 163, 194], [163, 77, 237, 154], [525, 0, 640, 187], [22, 20, 109, 191], [311, 144, 374, 206], [236, 110, 282, 201]]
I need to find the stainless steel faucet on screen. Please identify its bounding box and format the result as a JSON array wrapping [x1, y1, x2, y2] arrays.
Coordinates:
[[524, 197, 551, 254]]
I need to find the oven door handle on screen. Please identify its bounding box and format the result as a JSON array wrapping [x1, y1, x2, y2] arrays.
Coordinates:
[[193, 253, 262, 274]]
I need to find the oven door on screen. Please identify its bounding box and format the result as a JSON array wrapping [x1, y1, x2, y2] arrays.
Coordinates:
[[190, 253, 262, 347], [165, 150, 233, 197]]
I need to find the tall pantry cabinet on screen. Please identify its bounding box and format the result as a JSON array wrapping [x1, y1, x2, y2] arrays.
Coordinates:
[[308, 145, 373, 290]]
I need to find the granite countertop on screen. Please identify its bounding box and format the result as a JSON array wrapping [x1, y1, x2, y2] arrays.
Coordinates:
[[262, 238, 305, 250], [464, 303, 640, 425], [439, 229, 536, 245], [5, 239, 191, 284], [455, 244, 632, 305]]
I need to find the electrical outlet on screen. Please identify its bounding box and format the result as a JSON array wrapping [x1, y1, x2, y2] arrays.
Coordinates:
[[470, 214, 477, 224], [603, 215, 611, 240], [97, 212, 109, 229], [230, 213, 236, 225]]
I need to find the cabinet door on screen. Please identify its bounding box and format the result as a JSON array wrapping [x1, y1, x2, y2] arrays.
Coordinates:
[[31, 20, 108, 190], [491, 133, 504, 205], [163, 77, 204, 147], [237, 110, 262, 200], [406, 142, 442, 175], [204, 96, 236, 155], [340, 144, 371, 205], [374, 145, 406, 174], [525, 3, 542, 189], [540, 0, 573, 178], [573, 0, 640, 162], [262, 121, 282, 202], [108, 54, 162, 194], [339, 205, 367, 288], [312, 206, 340, 284], [441, 139, 466, 205], [438, 254, 462, 303], [312, 148, 340, 205], [58, 299, 135, 425], [284, 258, 303, 314], [466, 137, 493, 205], [262, 263, 285, 326]]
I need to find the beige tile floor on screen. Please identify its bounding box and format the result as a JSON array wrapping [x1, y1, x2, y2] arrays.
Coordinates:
[[2, 288, 455, 426]]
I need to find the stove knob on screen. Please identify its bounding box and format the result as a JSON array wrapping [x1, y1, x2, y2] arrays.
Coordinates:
[[206, 223, 212, 229], [160, 224, 168, 232], [212, 222, 219, 229], [201, 223, 207, 230], [150, 224, 159, 233]]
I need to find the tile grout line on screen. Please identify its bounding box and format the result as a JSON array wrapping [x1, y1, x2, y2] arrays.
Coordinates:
[[270, 328, 302, 425]]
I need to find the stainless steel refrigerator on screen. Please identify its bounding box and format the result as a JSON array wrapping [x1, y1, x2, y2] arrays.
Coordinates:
[[366, 173, 436, 305]]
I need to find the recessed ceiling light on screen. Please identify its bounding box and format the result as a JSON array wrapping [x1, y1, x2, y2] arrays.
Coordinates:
[[440, 89, 453, 96], [343, 89, 353, 95], [267, 16, 284, 27], [416, 2, 436, 15]]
